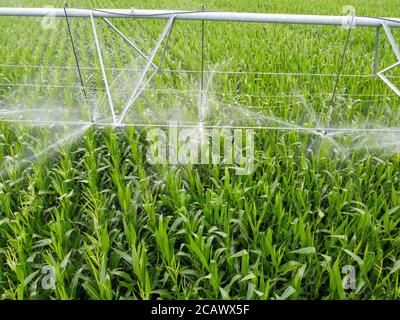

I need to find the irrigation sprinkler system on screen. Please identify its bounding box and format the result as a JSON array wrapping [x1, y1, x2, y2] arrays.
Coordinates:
[[0, 7, 400, 133]]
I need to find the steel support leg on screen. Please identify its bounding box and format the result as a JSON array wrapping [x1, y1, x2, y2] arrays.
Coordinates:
[[90, 13, 117, 123], [373, 26, 380, 74]]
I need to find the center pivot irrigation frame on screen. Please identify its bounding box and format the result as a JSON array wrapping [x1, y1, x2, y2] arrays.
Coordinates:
[[0, 7, 400, 131]]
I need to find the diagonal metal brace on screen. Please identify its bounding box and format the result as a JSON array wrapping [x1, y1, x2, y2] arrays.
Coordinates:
[[381, 22, 400, 62], [376, 22, 400, 97], [117, 15, 175, 124], [102, 17, 158, 69]]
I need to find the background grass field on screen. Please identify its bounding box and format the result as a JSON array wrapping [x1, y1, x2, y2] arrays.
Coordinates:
[[1, 0, 400, 299]]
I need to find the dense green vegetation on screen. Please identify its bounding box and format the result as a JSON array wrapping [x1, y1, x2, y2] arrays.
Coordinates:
[[1, 0, 400, 299]]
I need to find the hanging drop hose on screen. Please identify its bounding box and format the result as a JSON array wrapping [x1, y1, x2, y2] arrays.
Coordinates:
[[199, 4, 205, 123], [64, 3, 93, 122], [324, 12, 355, 135], [201, 4, 205, 96]]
